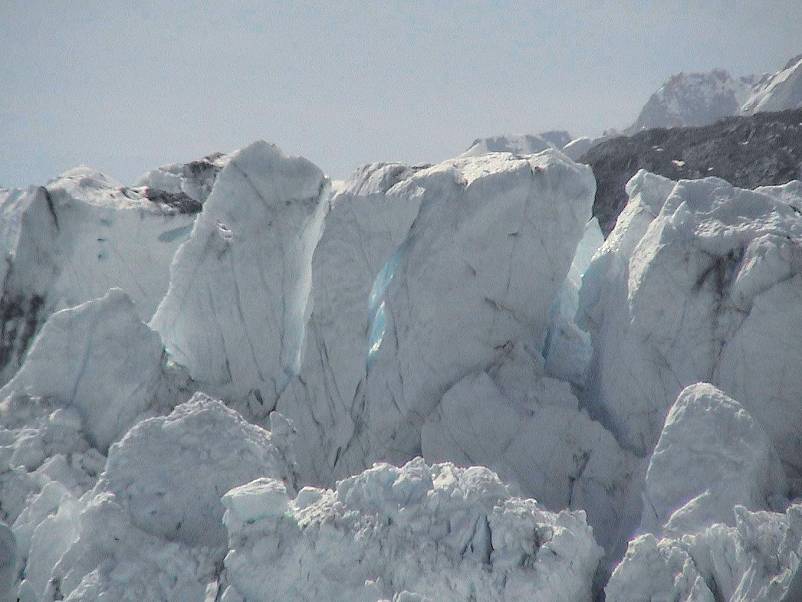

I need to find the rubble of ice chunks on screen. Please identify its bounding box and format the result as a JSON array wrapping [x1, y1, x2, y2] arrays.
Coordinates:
[[151, 140, 330, 415], [602, 384, 798, 600], [221, 458, 603, 602], [135, 150, 231, 205], [17, 394, 296, 601], [276, 162, 426, 485], [606, 504, 802, 602], [640, 383, 788, 537], [0, 167, 198, 386], [579, 170, 802, 475], [420, 343, 641, 558], [334, 150, 596, 479]]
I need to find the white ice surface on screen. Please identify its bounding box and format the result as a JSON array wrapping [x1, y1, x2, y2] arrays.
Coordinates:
[[0, 168, 196, 385], [338, 150, 595, 477], [151, 141, 330, 411], [579, 171, 802, 474], [640, 383, 788, 536]]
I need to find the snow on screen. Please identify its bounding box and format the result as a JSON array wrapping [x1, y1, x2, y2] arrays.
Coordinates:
[[562, 136, 604, 161], [742, 56, 802, 114], [221, 458, 603, 601], [15, 394, 296, 601], [607, 504, 802, 601], [151, 140, 330, 410]]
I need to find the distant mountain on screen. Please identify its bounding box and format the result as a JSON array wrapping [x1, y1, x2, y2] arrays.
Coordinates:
[[582, 107, 802, 234], [626, 54, 802, 134], [625, 69, 754, 134]]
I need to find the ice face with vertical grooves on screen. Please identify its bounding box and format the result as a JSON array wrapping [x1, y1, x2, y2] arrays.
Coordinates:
[[334, 150, 595, 478], [275, 162, 424, 484], [150, 141, 330, 413]]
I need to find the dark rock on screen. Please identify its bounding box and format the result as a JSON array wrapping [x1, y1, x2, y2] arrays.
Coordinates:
[[580, 108, 802, 235], [142, 187, 202, 214]]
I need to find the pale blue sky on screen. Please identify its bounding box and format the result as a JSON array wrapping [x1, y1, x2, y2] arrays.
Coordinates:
[[2, 1, 801, 187]]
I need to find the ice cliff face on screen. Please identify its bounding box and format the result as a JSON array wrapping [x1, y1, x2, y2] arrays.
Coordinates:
[[340, 151, 594, 476], [3, 137, 802, 600], [580, 171, 802, 474], [151, 141, 330, 411], [275, 161, 425, 484], [0, 168, 198, 386]]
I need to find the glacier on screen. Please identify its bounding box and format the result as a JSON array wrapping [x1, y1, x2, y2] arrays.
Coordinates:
[[0, 168, 198, 386], [2, 135, 802, 600]]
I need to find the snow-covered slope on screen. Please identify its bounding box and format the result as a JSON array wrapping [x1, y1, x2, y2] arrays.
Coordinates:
[[742, 54, 802, 115], [222, 458, 603, 601]]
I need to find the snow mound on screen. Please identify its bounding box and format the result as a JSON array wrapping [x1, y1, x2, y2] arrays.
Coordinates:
[[0, 168, 197, 385], [276, 162, 424, 484], [338, 150, 594, 476], [151, 140, 330, 410], [607, 504, 802, 601], [135, 151, 231, 204], [561, 136, 604, 161], [221, 457, 603, 601], [641, 383, 787, 535], [460, 134, 557, 157], [580, 171, 802, 472], [19, 394, 295, 601], [0, 288, 190, 452]]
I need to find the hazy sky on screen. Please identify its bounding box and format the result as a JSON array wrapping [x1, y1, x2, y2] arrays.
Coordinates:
[[2, 1, 801, 187]]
